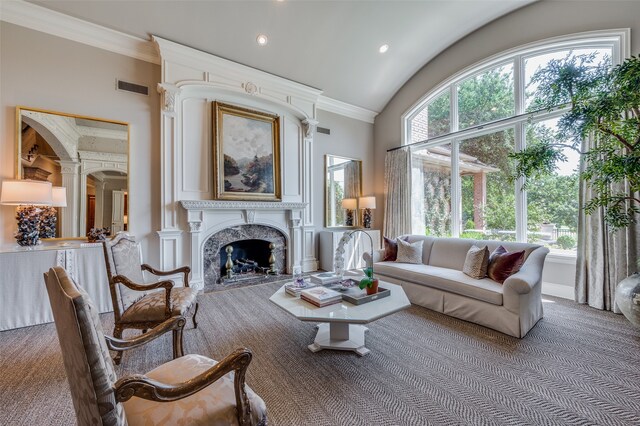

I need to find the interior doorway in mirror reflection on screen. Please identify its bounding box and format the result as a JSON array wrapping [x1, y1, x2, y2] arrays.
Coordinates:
[[17, 107, 129, 239]]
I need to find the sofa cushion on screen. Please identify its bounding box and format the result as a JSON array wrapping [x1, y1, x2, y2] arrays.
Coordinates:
[[428, 238, 540, 270], [396, 239, 424, 264], [404, 235, 436, 264], [374, 262, 503, 305], [487, 246, 525, 284], [462, 245, 490, 279], [382, 236, 408, 261]]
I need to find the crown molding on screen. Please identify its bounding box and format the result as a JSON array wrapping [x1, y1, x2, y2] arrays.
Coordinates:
[[0, 0, 159, 64], [1, 0, 378, 123], [316, 96, 378, 124]]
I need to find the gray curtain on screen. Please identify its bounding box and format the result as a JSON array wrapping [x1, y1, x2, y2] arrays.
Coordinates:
[[384, 148, 412, 238], [575, 135, 639, 312]]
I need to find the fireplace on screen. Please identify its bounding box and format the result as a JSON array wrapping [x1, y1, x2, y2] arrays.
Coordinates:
[[203, 224, 286, 290]]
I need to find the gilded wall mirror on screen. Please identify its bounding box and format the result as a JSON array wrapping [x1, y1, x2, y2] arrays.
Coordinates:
[[16, 107, 129, 239], [325, 155, 362, 227]]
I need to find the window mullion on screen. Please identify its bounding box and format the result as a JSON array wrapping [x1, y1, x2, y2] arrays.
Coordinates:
[[450, 84, 460, 237], [515, 122, 527, 242]]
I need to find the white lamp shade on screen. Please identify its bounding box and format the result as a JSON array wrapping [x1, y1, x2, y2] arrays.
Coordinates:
[[0, 180, 52, 206], [359, 196, 376, 209], [341, 198, 357, 210], [51, 186, 67, 207]]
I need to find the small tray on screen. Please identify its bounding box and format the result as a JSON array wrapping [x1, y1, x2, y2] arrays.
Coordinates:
[[335, 279, 391, 305]]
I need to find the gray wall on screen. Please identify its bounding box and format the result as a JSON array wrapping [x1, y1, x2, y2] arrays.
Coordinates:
[[0, 23, 161, 264], [0, 23, 376, 267], [314, 109, 375, 232]]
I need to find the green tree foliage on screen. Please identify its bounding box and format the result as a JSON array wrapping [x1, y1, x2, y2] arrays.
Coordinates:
[[512, 53, 640, 229]]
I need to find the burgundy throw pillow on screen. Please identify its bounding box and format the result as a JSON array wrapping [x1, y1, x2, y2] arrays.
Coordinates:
[[382, 236, 409, 261], [487, 245, 525, 284]]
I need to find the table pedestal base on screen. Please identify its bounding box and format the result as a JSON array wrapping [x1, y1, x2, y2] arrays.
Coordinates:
[[308, 322, 370, 356]]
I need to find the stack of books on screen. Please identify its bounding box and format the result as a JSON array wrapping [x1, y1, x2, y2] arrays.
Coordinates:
[[309, 272, 342, 285], [284, 281, 317, 297], [300, 287, 343, 307]]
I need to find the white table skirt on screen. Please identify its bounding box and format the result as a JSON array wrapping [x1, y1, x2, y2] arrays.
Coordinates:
[[0, 245, 112, 331]]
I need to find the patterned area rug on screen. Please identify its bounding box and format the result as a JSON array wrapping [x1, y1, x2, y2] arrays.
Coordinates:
[[1, 281, 640, 425]]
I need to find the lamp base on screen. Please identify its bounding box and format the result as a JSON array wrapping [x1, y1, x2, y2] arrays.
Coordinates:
[[15, 206, 42, 247], [363, 208, 372, 229]]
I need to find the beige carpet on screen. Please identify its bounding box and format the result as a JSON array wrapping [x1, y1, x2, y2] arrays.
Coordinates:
[[1, 281, 640, 425]]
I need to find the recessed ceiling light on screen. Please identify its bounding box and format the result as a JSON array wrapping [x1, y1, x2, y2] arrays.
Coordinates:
[[256, 34, 268, 46], [379, 44, 389, 54]]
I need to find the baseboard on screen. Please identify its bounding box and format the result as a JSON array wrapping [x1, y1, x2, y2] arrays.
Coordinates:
[[542, 281, 573, 300]]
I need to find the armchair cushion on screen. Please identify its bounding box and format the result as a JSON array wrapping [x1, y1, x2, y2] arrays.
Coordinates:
[[120, 287, 198, 324], [123, 354, 267, 426]]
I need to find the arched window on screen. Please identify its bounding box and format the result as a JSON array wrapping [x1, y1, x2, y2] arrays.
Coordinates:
[[402, 30, 628, 254]]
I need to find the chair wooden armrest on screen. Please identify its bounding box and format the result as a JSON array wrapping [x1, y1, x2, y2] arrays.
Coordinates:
[[114, 348, 254, 425], [112, 275, 174, 318], [141, 264, 191, 288], [105, 316, 186, 355]]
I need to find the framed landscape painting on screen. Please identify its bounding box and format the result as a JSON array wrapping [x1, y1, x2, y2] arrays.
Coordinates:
[[212, 101, 281, 201]]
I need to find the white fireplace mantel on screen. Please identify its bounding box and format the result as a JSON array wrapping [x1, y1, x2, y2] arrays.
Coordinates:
[[180, 200, 307, 290]]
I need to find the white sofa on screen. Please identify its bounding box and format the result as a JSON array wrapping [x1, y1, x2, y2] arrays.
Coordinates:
[[364, 235, 549, 338]]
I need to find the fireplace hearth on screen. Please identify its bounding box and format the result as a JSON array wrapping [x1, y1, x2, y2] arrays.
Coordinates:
[[219, 239, 276, 282]]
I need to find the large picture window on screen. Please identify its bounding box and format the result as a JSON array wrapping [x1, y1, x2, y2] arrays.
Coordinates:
[[403, 30, 626, 255]]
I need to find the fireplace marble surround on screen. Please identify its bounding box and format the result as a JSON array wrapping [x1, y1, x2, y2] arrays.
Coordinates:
[[182, 200, 306, 290]]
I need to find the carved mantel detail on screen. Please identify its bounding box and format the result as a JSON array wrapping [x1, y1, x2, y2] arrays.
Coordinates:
[[180, 200, 307, 210], [242, 81, 259, 95], [301, 118, 319, 140], [157, 83, 180, 114]]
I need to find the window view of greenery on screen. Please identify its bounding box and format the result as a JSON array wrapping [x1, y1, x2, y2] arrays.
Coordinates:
[[325, 158, 346, 227], [525, 48, 612, 111], [407, 43, 614, 254], [411, 144, 452, 237], [526, 119, 580, 252], [410, 91, 450, 143], [458, 63, 514, 129], [460, 129, 515, 241]]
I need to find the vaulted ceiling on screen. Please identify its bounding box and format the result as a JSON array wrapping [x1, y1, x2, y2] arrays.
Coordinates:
[[31, 0, 535, 112]]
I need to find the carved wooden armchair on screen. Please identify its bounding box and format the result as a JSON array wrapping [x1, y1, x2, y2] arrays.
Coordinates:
[[102, 232, 199, 364], [43, 266, 267, 426]]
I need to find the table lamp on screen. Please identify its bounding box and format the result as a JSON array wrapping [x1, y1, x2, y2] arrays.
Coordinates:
[[0, 180, 53, 246], [341, 198, 357, 226], [40, 186, 67, 239], [359, 196, 376, 229]]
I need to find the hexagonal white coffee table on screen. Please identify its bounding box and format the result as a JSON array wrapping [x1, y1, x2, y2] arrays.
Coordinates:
[[269, 280, 410, 356]]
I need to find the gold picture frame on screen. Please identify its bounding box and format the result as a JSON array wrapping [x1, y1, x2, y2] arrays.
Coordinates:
[[212, 101, 281, 201]]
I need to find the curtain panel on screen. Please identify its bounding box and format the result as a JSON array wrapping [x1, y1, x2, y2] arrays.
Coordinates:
[[383, 148, 412, 238], [575, 135, 640, 312]]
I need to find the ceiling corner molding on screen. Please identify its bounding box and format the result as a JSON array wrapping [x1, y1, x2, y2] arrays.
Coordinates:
[[0, 0, 160, 64], [316, 96, 378, 124]]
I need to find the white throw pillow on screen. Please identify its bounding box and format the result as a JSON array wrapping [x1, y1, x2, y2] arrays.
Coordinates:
[[395, 239, 424, 264]]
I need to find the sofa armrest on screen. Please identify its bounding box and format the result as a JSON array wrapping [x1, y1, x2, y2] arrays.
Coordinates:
[[503, 247, 549, 294], [363, 248, 385, 265]]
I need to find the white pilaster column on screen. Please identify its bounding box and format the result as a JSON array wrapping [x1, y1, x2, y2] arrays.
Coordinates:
[[288, 208, 304, 273], [186, 209, 204, 291], [59, 160, 80, 238], [157, 83, 183, 269], [301, 118, 319, 272]]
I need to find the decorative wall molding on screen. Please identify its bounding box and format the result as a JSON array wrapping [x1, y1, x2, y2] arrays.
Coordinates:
[[1, 1, 378, 123], [180, 200, 307, 210], [0, 0, 159, 64], [316, 96, 378, 124]]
